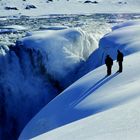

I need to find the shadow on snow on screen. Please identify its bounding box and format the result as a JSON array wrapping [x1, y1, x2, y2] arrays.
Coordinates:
[[70, 72, 119, 107]]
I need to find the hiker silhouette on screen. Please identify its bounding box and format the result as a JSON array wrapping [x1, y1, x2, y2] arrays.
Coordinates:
[[117, 50, 124, 72], [105, 55, 113, 76]]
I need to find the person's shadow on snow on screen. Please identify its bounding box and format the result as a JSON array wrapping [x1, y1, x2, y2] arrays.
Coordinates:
[[71, 72, 119, 107]]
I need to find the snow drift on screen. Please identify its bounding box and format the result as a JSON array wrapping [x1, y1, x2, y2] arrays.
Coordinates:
[[19, 20, 140, 140], [17, 28, 98, 87], [0, 25, 27, 34]]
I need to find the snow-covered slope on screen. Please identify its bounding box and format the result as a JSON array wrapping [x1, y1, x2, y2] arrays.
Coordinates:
[[19, 20, 140, 140], [32, 51, 140, 140], [0, 0, 140, 17]]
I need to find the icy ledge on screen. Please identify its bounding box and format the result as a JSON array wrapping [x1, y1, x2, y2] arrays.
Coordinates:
[[17, 27, 98, 87]]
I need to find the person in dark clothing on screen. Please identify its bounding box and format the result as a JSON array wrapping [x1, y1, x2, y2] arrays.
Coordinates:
[[117, 50, 124, 72], [105, 55, 113, 76]]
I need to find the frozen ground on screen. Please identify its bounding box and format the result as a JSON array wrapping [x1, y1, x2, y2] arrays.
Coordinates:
[[0, 0, 140, 17]]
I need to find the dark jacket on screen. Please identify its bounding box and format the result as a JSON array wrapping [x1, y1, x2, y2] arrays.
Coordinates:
[[105, 55, 113, 66], [117, 51, 123, 62]]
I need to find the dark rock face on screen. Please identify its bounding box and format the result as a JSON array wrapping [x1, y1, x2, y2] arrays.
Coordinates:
[[25, 5, 37, 10], [93, 1, 98, 4], [84, 1, 98, 4], [46, 0, 53, 3], [118, 1, 127, 4], [5, 7, 18, 10]]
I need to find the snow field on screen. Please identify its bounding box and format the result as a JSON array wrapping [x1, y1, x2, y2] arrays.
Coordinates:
[[0, 0, 140, 17]]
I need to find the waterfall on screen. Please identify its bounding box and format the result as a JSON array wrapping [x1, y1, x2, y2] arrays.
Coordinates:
[[0, 45, 59, 140]]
